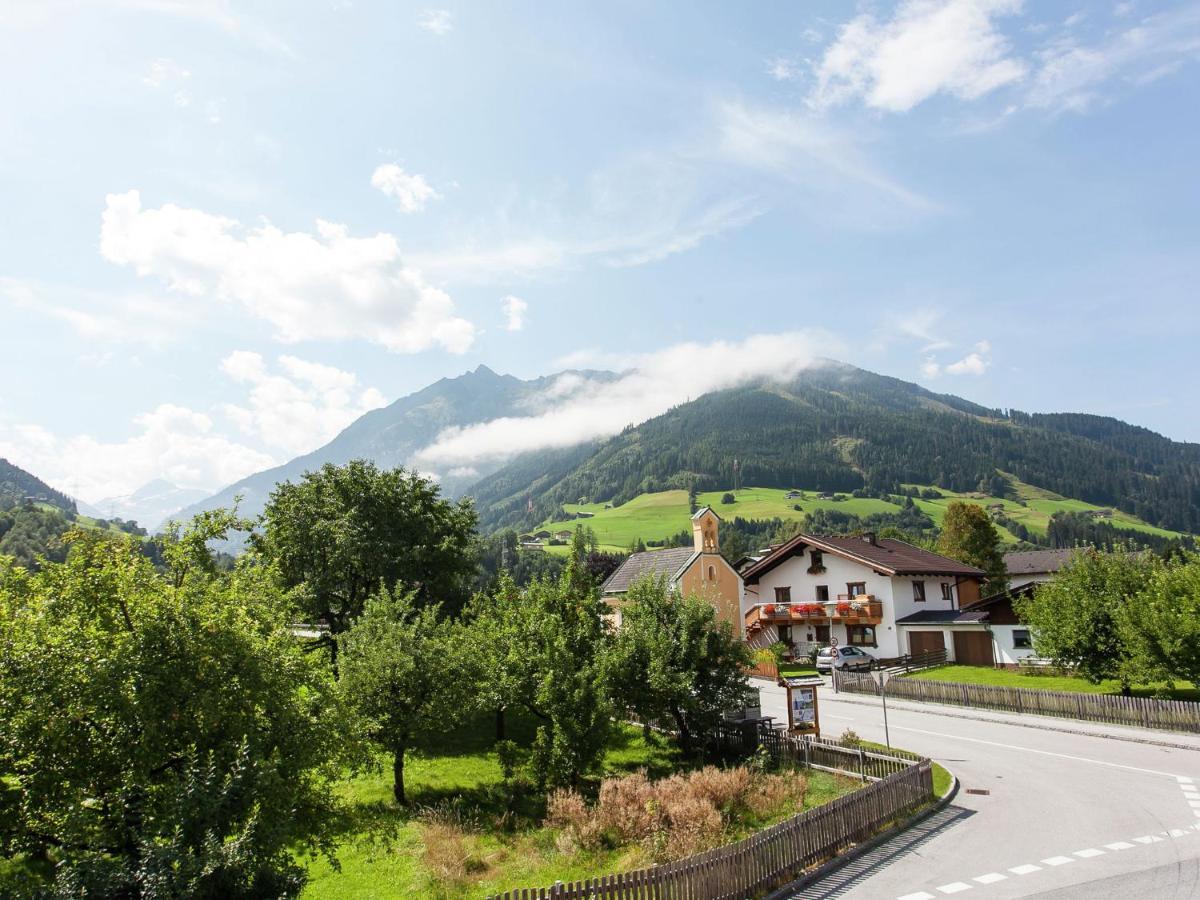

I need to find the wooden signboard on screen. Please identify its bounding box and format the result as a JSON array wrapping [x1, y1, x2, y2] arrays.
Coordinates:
[[783, 676, 823, 737]]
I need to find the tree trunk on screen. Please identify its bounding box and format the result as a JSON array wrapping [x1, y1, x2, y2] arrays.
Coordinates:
[[495, 705, 506, 741], [393, 748, 407, 805], [671, 708, 692, 756]]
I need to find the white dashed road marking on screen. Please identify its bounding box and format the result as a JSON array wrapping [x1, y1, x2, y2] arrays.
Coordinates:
[[972, 873, 1006, 885], [1008, 864, 1042, 876], [895, 819, 1200, 899]]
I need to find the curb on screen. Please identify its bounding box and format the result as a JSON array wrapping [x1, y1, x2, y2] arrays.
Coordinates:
[[765, 771, 961, 899], [829, 693, 1200, 753]]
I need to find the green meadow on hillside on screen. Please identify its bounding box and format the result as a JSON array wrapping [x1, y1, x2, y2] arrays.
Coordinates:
[[537, 478, 1189, 554]]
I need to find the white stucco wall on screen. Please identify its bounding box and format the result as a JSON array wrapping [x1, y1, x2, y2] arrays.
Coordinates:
[[989, 624, 1038, 666], [1007, 572, 1056, 590]]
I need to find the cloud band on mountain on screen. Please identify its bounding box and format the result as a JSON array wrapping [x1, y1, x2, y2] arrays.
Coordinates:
[[413, 331, 841, 468]]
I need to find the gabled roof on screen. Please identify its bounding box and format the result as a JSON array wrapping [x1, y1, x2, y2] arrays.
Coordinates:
[[1003, 549, 1078, 576], [741, 532, 985, 583], [601, 547, 697, 594], [895, 609, 991, 625], [691, 506, 721, 521]]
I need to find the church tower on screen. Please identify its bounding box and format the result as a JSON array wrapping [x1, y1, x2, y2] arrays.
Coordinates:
[[692, 506, 721, 554]]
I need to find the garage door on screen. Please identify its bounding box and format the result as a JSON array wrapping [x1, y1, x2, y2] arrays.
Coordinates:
[[953, 631, 995, 667], [908, 631, 945, 656]]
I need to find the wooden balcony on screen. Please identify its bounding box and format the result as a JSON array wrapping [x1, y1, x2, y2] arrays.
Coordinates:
[[745, 596, 884, 633]]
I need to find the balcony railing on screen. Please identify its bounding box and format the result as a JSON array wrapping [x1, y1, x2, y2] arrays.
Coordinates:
[[745, 596, 884, 630]]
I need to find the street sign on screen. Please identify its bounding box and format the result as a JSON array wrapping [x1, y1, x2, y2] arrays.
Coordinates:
[[829, 636, 838, 648]]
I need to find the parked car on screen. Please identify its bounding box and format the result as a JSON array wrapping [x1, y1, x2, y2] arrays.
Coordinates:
[[815, 646, 876, 673]]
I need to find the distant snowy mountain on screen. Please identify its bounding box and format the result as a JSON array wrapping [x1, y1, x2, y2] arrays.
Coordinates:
[[92, 479, 210, 532]]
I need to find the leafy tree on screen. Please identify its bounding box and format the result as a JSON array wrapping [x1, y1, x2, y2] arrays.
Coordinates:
[[253, 460, 478, 660], [337, 588, 465, 804], [721, 492, 736, 504], [604, 576, 752, 756], [1119, 553, 1200, 689], [480, 531, 610, 788], [0, 515, 348, 898], [936, 501, 1005, 590], [1015, 547, 1158, 691]]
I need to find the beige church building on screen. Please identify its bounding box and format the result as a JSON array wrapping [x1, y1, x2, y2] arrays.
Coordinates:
[[600, 507, 744, 628]]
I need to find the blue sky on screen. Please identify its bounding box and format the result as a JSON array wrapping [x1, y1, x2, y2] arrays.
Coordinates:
[[1, 0, 1198, 504]]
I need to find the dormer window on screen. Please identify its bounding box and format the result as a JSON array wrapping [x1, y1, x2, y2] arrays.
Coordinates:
[[807, 549, 825, 574]]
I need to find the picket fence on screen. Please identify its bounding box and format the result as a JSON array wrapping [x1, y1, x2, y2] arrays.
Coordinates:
[[838, 671, 1200, 733], [485, 758, 933, 900]]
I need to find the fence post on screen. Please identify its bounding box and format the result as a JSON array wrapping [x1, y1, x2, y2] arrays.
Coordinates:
[[858, 747, 867, 782]]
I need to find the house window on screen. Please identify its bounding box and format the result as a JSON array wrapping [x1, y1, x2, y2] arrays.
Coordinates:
[[708, 565, 716, 581], [1013, 629, 1033, 649], [774, 586, 792, 603], [847, 625, 877, 647], [941, 583, 954, 602], [847, 582, 867, 598], [811, 550, 823, 568], [815, 585, 829, 603], [779, 624, 793, 646], [913, 581, 926, 603], [815, 624, 831, 643]]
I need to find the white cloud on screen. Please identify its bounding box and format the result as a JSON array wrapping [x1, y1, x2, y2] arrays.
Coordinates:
[[1026, 7, 1200, 114], [371, 164, 440, 213], [925, 340, 992, 377], [811, 0, 1027, 113], [501, 295, 527, 332], [714, 100, 940, 213], [0, 276, 196, 347], [417, 8, 453, 34], [767, 57, 802, 81], [99, 190, 476, 354], [143, 56, 190, 88], [414, 331, 841, 467], [0, 404, 275, 503], [219, 351, 386, 456]]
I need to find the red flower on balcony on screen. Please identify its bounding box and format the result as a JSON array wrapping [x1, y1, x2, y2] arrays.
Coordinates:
[[836, 603, 853, 617], [763, 604, 776, 615], [789, 604, 804, 615]]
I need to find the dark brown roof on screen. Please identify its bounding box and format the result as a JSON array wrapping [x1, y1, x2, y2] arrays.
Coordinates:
[[601, 547, 697, 594], [896, 609, 990, 625], [742, 533, 986, 583], [1003, 549, 1077, 576]]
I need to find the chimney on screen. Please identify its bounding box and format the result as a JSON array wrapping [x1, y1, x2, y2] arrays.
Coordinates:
[[861, 531, 877, 546]]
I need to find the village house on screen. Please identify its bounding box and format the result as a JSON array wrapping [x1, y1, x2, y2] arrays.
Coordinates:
[[740, 533, 987, 663], [1002, 548, 1078, 589], [553, 529, 574, 541], [600, 507, 743, 629]]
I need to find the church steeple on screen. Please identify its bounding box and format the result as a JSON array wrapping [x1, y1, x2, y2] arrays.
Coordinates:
[[691, 506, 721, 554]]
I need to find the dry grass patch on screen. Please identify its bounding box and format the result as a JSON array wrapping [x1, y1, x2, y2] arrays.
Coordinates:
[[546, 765, 807, 863]]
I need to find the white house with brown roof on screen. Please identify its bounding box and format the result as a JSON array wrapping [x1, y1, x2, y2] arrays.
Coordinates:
[[740, 533, 987, 662], [600, 508, 743, 630]]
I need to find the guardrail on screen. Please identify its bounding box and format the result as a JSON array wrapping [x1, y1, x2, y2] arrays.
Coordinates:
[[837, 671, 1200, 734], [485, 759, 933, 900]]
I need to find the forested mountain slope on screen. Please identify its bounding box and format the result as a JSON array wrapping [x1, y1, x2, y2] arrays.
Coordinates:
[[471, 362, 1200, 535], [174, 365, 613, 527], [0, 458, 76, 513]]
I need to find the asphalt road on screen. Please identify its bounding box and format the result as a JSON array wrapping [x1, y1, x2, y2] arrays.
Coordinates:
[[756, 679, 1200, 899]]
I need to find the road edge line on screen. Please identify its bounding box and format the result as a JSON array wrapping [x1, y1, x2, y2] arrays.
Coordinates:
[[764, 770, 961, 899], [830, 694, 1200, 752]]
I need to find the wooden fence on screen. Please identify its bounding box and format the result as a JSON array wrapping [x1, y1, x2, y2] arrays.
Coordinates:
[[837, 671, 1200, 733], [485, 760, 933, 900]]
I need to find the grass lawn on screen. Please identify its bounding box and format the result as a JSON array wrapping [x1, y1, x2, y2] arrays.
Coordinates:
[[906, 665, 1200, 702], [302, 711, 860, 899], [778, 663, 819, 679]]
